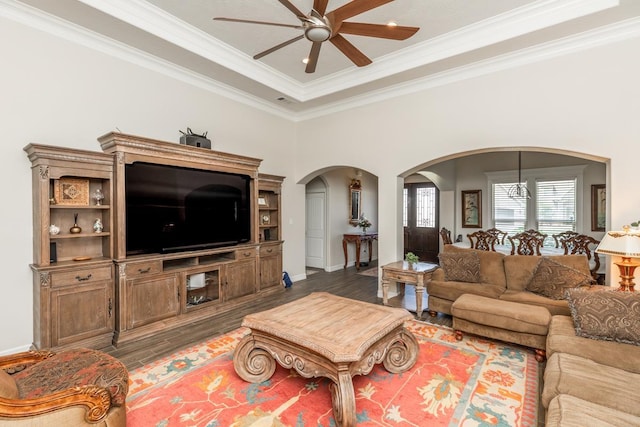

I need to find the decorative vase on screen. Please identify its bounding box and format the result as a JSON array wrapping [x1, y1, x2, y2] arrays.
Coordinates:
[[361, 227, 367, 234], [92, 189, 104, 206], [69, 213, 82, 234], [93, 218, 103, 233]]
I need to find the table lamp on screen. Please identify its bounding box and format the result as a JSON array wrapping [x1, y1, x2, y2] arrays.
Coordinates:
[[595, 228, 640, 291]]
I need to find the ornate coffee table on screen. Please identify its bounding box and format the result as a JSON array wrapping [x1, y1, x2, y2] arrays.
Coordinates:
[[233, 292, 419, 427]]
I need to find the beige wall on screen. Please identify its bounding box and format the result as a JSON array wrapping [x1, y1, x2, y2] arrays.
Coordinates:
[[294, 36, 639, 293], [0, 17, 296, 353], [1, 13, 639, 353]]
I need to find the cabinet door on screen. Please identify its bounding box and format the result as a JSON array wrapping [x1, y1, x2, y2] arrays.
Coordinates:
[[127, 274, 180, 329], [260, 245, 282, 290], [50, 281, 113, 347], [225, 258, 256, 300]]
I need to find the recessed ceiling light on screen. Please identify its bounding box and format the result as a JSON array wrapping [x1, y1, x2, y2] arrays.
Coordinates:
[[302, 58, 309, 64], [387, 21, 398, 27]]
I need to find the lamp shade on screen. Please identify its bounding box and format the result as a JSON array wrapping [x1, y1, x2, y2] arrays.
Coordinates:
[[595, 230, 640, 257]]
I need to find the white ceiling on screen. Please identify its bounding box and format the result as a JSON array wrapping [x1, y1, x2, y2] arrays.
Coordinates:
[[9, 0, 640, 117]]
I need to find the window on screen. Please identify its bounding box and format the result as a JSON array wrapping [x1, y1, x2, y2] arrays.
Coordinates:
[[493, 182, 527, 236], [536, 179, 576, 236], [488, 166, 584, 245], [403, 188, 408, 227], [416, 186, 436, 228]]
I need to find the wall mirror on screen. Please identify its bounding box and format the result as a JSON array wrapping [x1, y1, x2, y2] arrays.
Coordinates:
[[349, 179, 362, 225]]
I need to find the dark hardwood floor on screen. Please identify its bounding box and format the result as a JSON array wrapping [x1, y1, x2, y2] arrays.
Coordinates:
[[101, 262, 450, 371]]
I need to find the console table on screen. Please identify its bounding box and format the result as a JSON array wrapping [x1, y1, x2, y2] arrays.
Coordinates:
[[342, 232, 378, 270], [381, 261, 438, 320]]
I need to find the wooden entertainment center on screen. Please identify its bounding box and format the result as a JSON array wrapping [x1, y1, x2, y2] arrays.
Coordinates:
[[25, 132, 284, 350]]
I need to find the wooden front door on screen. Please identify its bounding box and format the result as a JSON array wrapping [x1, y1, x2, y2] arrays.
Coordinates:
[[404, 183, 439, 263]]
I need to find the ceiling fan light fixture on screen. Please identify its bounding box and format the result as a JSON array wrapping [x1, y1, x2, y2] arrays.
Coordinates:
[[305, 26, 331, 42], [387, 21, 398, 27]]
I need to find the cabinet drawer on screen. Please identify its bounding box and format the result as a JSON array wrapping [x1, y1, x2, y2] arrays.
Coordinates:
[[50, 266, 112, 287], [236, 248, 256, 260], [260, 245, 281, 257], [383, 270, 432, 283], [125, 260, 162, 278]]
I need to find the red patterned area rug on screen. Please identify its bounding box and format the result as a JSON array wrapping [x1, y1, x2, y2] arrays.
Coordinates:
[[127, 321, 539, 426]]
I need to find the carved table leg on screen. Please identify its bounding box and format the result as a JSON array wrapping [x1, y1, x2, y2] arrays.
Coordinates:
[[415, 276, 425, 320], [330, 368, 357, 427], [382, 278, 390, 306], [342, 238, 348, 269], [233, 334, 276, 383], [383, 328, 419, 373]]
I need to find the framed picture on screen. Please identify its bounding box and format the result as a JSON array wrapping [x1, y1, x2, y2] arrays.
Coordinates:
[[462, 190, 482, 228], [591, 184, 606, 231], [258, 196, 268, 207], [53, 178, 90, 206]]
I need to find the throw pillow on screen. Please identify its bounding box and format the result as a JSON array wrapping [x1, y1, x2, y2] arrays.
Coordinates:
[[525, 257, 593, 299], [438, 250, 480, 283], [566, 288, 640, 346]]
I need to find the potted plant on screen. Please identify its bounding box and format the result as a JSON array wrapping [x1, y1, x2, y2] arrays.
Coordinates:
[[405, 252, 419, 268]]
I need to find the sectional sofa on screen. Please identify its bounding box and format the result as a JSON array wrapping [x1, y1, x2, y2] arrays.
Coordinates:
[[426, 245, 640, 426]]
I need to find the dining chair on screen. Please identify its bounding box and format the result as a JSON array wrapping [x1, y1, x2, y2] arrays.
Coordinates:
[[485, 227, 508, 245], [562, 234, 601, 280], [508, 231, 547, 255], [467, 230, 497, 251], [440, 227, 453, 245], [552, 231, 579, 248]]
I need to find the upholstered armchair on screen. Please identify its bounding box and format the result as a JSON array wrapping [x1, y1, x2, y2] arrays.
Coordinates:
[[0, 348, 128, 426]]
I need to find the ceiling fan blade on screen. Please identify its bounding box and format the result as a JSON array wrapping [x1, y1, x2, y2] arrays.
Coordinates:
[[253, 34, 304, 60], [305, 42, 322, 73], [330, 0, 394, 24], [329, 34, 372, 67], [339, 22, 419, 40], [277, 0, 307, 19], [213, 17, 303, 29], [313, 0, 329, 16]]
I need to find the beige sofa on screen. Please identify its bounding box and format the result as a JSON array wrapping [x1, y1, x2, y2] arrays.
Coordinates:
[[427, 245, 640, 426], [543, 304, 640, 425], [427, 244, 589, 318]]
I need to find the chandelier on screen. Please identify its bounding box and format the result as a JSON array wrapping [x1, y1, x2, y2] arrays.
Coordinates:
[[508, 151, 531, 200]]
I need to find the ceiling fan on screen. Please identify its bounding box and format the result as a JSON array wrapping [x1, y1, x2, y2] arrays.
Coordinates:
[[213, 0, 419, 73]]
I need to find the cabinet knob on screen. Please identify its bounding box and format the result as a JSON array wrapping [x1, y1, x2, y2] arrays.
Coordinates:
[[138, 267, 151, 274], [75, 274, 92, 282]]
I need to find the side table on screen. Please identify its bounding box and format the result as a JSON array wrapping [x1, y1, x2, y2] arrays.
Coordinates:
[[381, 261, 438, 320]]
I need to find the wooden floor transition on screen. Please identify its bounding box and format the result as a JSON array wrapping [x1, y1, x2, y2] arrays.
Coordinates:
[[101, 261, 451, 371]]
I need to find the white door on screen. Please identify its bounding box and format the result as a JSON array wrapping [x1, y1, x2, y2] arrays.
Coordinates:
[[305, 192, 325, 268]]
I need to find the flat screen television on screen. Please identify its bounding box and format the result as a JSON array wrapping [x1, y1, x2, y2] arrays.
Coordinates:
[[125, 161, 251, 256]]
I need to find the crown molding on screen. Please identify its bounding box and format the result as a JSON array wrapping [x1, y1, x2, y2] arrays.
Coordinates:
[[75, 0, 307, 100], [2, 0, 638, 122], [75, 0, 618, 102], [0, 0, 295, 120], [295, 17, 640, 121], [302, 0, 619, 99]]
